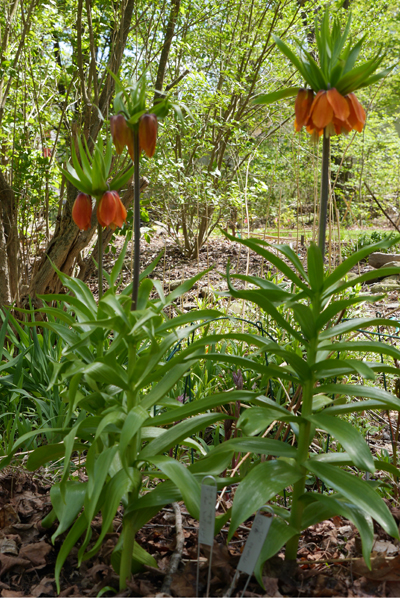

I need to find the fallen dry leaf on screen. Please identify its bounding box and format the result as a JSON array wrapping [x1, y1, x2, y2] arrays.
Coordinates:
[[262, 576, 282, 597], [58, 585, 81, 597], [19, 540, 52, 567], [0, 553, 30, 576], [170, 562, 197, 597], [353, 554, 400, 581], [30, 577, 55, 597], [0, 538, 18, 555], [0, 505, 20, 529]]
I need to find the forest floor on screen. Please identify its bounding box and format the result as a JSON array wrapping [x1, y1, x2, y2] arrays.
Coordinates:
[[2, 228, 400, 598]]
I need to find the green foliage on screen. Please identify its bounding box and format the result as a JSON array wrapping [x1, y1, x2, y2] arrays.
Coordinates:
[[0, 247, 244, 592], [219, 232, 400, 580], [0, 310, 67, 453], [254, 5, 392, 104]]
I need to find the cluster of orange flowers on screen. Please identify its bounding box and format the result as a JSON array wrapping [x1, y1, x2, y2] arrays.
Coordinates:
[[294, 88, 366, 138], [72, 191, 127, 232], [110, 113, 158, 160], [72, 113, 158, 232]]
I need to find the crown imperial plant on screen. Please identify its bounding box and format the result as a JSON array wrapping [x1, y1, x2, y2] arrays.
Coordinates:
[[253, 6, 393, 254]]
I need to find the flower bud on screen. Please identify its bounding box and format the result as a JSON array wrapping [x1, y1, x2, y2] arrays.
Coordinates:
[[97, 191, 117, 228], [110, 114, 129, 155], [72, 193, 92, 231], [139, 113, 158, 158]]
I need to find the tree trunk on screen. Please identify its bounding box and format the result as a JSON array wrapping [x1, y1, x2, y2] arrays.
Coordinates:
[[0, 217, 11, 307], [0, 169, 20, 303], [153, 0, 181, 103]]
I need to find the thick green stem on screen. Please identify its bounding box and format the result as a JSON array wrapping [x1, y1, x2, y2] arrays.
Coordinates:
[[119, 471, 142, 590], [131, 130, 141, 311], [286, 336, 318, 561], [119, 514, 136, 590], [98, 223, 103, 299], [318, 133, 330, 256]]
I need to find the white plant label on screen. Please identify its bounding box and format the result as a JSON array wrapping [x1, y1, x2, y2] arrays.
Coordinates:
[[199, 480, 217, 546], [237, 512, 273, 575]]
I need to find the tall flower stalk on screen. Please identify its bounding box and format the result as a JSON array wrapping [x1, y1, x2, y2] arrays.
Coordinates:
[[109, 73, 188, 309], [61, 136, 133, 298], [250, 6, 395, 563], [253, 7, 392, 255]]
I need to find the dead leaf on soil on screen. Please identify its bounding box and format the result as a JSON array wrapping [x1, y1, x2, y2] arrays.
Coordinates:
[[0, 505, 20, 529], [0, 553, 30, 576], [353, 554, 400, 581], [19, 540, 52, 567], [170, 562, 197, 597], [262, 576, 282, 597], [372, 539, 399, 555], [0, 538, 18, 555], [30, 577, 55, 597], [1, 591, 32, 598], [59, 585, 81, 597]]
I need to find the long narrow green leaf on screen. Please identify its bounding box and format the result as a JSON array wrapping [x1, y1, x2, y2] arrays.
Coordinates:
[[305, 461, 398, 539], [318, 383, 400, 409], [139, 413, 227, 459], [300, 493, 373, 567], [228, 460, 303, 540], [323, 237, 400, 292], [320, 317, 400, 341], [145, 455, 201, 517], [307, 414, 375, 472], [254, 518, 298, 587], [252, 87, 300, 106]]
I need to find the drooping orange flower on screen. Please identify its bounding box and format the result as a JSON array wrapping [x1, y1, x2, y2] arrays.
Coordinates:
[[97, 191, 117, 227], [110, 114, 136, 161], [295, 88, 366, 138], [346, 93, 366, 133], [97, 191, 127, 229], [294, 89, 314, 132], [110, 115, 129, 154], [72, 193, 92, 231], [109, 192, 127, 230], [139, 113, 158, 158]]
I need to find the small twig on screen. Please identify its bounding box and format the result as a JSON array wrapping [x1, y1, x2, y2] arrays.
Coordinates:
[[161, 502, 185, 594], [297, 555, 397, 566], [365, 183, 400, 233]]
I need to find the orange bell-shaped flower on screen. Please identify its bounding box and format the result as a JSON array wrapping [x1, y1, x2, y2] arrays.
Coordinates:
[[72, 193, 92, 231], [109, 192, 127, 230], [110, 115, 129, 155], [139, 113, 158, 158], [346, 93, 366, 133], [97, 191, 117, 228], [294, 89, 314, 132]]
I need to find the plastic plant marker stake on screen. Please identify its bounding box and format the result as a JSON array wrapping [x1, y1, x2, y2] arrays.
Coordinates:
[[197, 476, 218, 598], [224, 507, 274, 598]]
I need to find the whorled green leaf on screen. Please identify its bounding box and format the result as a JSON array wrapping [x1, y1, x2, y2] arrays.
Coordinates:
[[228, 460, 303, 540], [305, 461, 399, 539], [252, 87, 300, 105], [306, 413, 375, 472], [300, 492, 374, 567]]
